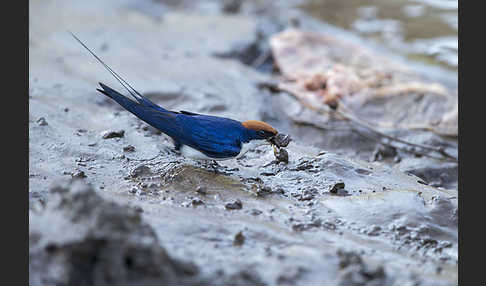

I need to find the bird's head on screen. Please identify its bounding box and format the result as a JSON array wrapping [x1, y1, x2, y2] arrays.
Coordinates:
[[241, 120, 278, 144]]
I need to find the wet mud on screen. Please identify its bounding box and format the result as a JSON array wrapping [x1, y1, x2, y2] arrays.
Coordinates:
[[30, 0, 457, 285]]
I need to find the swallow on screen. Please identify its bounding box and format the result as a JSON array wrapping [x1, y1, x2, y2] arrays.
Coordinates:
[[70, 32, 279, 161]]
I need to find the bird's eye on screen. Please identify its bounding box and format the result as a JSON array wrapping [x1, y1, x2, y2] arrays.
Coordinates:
[[258, 130, 266, 137]]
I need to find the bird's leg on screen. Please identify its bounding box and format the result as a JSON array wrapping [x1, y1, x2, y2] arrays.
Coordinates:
[[210, 160, 221, 173], [195, 160, 219, 174]]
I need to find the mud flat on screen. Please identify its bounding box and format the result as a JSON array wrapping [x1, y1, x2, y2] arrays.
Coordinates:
[[29, 0, 457, 285]]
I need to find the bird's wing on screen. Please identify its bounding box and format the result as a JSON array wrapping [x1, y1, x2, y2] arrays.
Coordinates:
[[178, 115, 243, 158], [178, 110, 201, 116]]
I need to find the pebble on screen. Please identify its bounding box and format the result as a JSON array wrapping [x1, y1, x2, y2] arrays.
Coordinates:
[[123, 145, 135, 152], [329, 182, 345, 193], [37, 117, 48, 126], [102, 130, 125, 139], [225, 199, 243, 210], [72, 171, 86, 179]]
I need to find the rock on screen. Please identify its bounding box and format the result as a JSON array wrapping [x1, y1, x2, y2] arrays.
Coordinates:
[[37, 117, 48, 126], [29, 180, 203, 286], [249, 209, 262, 216], [329, 182, 345, 193], [196, 186, 207, 195], [192, 199, 204, 207], [337, 250, 387, 286], [102, 130, 125, 139], [233, 231, 245, 246], [372, 144, 397, 161], [222, 0, 242, 14], [220, 269, 267, 286], [225, 199, 243, 210], [273, 147, 289, 163], [123, 145, 135, 152], [71, 171, 87, 179]]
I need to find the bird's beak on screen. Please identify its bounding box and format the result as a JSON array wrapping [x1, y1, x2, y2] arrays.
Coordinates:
[[267, 136, 276, 146]]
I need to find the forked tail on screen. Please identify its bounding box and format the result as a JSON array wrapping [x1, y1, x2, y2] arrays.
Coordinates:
[[68, 31, 167, 112]]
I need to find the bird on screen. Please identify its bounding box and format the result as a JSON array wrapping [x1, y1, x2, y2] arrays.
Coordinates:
[[70, 32, 279, 161]]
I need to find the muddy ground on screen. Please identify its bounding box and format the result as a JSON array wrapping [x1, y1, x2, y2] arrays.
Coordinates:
[[29, 0, 458, 285]]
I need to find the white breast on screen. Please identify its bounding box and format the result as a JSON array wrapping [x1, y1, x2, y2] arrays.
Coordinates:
[[180, 145, 224, 161], [235, 140, 269, 159], [179, 140, 269, 161]]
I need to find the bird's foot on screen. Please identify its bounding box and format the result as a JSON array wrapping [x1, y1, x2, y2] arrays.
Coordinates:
[[196, 160, 233, 175], [209, 160, 223, 174]]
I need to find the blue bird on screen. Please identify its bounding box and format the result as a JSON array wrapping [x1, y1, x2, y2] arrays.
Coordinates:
[[70, 32, 279, 161]]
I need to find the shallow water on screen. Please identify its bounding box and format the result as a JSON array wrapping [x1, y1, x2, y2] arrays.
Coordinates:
[[300, 0, 457, 76]]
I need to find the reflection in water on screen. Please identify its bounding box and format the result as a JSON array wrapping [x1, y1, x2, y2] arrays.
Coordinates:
[[300, 0, 458, 72]]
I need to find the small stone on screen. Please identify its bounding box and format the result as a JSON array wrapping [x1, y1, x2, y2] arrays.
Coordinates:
[[222, 0, 242, 14], [123, 145, 135, 152], [225, 199, 243, 210], [366, 225, 382, 236], [233, 231, 245, 246], [37, 117, 48, 126], [250, 209, 262, 216], [329, 182, 345, 193], [196, 186, 207, 195], [71, 171, 86, 179], [192, 199, 204, 207], [298, 194, 314, 201], [273, 147, 289, 163], [372, 144, 397, 161], [254, 185, 272, 197], [102, 130, 125, 139]]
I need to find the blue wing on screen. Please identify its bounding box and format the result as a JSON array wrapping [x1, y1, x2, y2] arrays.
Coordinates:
[[98, 83, 246, 158], [72, 32, 245, 159], [176, 114, 245, 158]]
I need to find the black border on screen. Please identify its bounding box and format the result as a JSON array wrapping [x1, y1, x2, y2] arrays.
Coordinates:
[[7, 0, 28, 284]]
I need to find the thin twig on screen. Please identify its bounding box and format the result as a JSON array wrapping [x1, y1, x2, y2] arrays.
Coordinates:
[[349, 128, 454, 162], [335, 106, 458, 161], [284, 92, 457, 162], [291, 118, 352, 132], [251, 49, 271, 69]]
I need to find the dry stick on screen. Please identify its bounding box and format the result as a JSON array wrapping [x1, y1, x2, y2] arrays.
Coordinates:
[[335, 109, 457, 162], [290, 95, 457, 162], [295, 114, 454, 161], [126, 151, 165, 162], [258, 82, 457, 161], [335, 105, 458, 161], [349, 127, 453, 162], [291, 118, 353, 132], [251, 49, 271, 69]]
